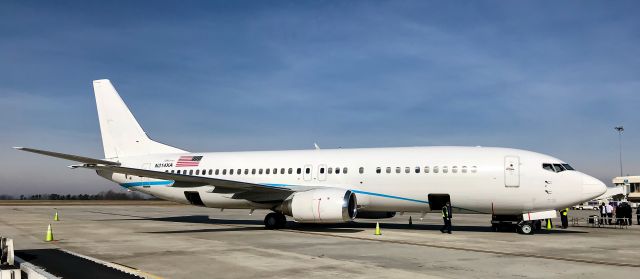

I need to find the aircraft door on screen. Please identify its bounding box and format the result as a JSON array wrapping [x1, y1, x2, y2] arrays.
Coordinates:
[[303, 164, 313, 181], [504, 156, 520, 187], [318, 164, 327, 181], [428, 194, 450, 211]]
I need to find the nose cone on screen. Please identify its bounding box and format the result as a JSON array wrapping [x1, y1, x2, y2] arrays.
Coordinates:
[[582, 174, 607, 200]]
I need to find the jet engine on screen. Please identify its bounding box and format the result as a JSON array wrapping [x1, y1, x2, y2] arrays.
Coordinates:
[[280, 188, 357, 223]]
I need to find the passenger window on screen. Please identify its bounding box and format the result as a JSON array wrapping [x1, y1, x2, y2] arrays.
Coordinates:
[[305, 168, 311, 174], [266, 168, 270, 175], [244, 169, 249, 175], [203, 169, 206, 175], [252, 169, 256, 175], [238, 169, 241, 175], [280, 168, 285, 174], [297, 168, 301, 174], [443, 166, 448, 173], [376, 167, 381, 174], [452, 166, 458, 173], [328, 167, 333, 174], [471, 166, 477, 173], [208, 169, 213, 175], [461, 166, 467, 173], [405, 167, 410, 173], [335, 167, 340, 174], [259, 169, 263, 174], [215, 169, 220, 175], [396, 167, 401, 174], [424, 166, 430, 173], [320, 168, 325, 174], [189, 170, 193, 175], [273, 168, 277, 174], [176, 170, 181, 174], [196, 170, 200, 175], [230, 169, 234, 175], [359, 167, 364, 174], [415, 166, 420, 173], [288, 168, 293, 174], [386, 167, 391, 174], [343, 167, 348, 174], [434, 166, 439, 173]]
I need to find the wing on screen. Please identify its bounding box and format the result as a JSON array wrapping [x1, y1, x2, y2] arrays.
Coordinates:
[[14, 147, 121, 166], [14, 147, 309, 203]]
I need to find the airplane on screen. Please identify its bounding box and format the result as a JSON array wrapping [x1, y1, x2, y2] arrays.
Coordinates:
[[15, 79, 607, 234]]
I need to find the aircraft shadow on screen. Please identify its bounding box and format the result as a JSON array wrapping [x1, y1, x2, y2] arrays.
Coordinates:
[[92, 212, 586, 234]]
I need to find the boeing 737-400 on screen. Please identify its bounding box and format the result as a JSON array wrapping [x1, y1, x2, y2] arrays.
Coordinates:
[[15, 79, 607, 234]]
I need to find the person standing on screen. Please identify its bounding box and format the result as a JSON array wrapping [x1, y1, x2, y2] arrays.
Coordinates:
[[600, 203, 607, 225], [440, 201, 452, 234], [636, 206, 640, 225], [606, 203, 614, 225], [626, 203, 633, 226], [559, 208, 569, 229]]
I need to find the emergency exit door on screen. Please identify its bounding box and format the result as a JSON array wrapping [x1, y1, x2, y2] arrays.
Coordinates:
[[504, 156, 520, 187]]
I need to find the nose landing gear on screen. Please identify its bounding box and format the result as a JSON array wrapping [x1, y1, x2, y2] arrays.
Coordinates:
[[492, 215, 541, 235]]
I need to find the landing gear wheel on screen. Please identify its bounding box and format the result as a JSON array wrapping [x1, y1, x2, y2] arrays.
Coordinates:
[[264, 212, 287, 230], [518, 222, 534, 235]]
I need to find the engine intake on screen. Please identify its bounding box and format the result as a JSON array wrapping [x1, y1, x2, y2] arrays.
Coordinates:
[[281, 188, 357, 223]]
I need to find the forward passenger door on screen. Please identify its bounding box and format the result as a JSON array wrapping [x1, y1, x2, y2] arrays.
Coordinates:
[[504, 156, 520, 187]]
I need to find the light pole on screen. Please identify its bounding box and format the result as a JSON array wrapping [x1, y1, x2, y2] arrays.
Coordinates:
[[615, 126, 624, 177]]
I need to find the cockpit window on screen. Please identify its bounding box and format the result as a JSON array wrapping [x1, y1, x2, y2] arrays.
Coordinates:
[[552, 164, 565, 172], [543, 163, 554, 172], [543, 163, 575, 173]]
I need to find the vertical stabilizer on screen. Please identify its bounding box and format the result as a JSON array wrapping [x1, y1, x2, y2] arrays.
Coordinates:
[[93, 79, 185, 159]]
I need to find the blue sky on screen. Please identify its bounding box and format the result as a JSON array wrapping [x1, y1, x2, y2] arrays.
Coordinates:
[[1, 1, 638, 195]]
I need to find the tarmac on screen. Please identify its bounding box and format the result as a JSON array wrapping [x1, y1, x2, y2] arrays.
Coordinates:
[[0, 202, 639, 278]]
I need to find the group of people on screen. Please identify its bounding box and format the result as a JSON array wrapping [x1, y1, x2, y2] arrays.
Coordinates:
[[599, 202, 636, 226], [438, 201, 639, 234]]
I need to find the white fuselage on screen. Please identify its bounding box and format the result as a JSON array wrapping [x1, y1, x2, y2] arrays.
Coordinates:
[[98, 146, 606, 215]]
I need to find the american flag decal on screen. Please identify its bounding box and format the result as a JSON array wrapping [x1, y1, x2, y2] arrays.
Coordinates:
[[176, 155, 203, 167]]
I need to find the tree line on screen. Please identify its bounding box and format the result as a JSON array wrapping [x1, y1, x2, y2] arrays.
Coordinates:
[[0, 190, 156, 200]]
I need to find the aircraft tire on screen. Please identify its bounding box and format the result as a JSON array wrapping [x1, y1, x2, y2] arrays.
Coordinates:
[[264, 213, 280, 230], [518, 222, 534, 235]]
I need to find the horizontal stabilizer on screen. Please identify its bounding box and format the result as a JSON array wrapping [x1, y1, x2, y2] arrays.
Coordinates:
[[13, 147, 120, 166]]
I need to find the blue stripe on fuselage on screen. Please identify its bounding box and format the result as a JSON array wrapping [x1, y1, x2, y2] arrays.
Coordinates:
[[261, 183, 430, 204], [350, 189, 429, 204], [118, 181, 430, 205], [120, 180, 174, 188]]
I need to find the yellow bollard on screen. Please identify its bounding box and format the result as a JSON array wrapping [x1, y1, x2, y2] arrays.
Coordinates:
[[45, 224, 54, 242], [546, 219, 552, 230], [374, 222, 381, 235], [54, 211, 59, 221]]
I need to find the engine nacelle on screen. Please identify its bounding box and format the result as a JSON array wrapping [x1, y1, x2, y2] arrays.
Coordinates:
[[280, 188, 357, 223]]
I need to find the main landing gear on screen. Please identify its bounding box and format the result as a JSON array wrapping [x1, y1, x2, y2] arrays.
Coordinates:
[[264, 212, 287, 230]]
